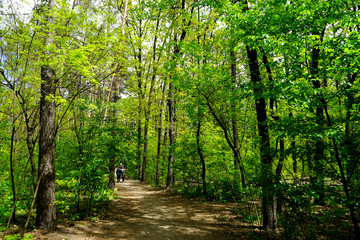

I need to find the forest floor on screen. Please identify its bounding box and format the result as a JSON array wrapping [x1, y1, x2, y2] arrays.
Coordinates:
[[30, 180, 267, 240]]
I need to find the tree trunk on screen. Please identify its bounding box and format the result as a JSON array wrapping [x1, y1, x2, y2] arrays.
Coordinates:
[[289, 113, 297, 176], [137, 113, 143, 179], [156, 83, 166, 185], [36, 65, 57, 230], [136, 45, 143, 180], [310, 46, 325, 205], [36, 0, 57, 230], [141, 14, 160, 182], [166, 80, 176, 189], [141, 115, 149, 182], [9, 125, 16, 223], [246, 45, 276, 230], [155, 124, 162, 186], [276, 137, 285, 214], [109, 0, 129, 187], [323, 89, 360, 238], [28, 139, 37, 192], [230, 49, 246, 188], [196, 121, 207, 196], [22, 102, 39, 192], [291, 140, 297, 175], [166, 0, 192, 189]]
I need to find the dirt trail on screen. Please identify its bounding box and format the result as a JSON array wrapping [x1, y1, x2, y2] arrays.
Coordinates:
[[32, 180, 249, 240]]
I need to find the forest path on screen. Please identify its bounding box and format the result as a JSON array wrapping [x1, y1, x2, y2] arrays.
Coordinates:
[[32, 180, 252, 240]]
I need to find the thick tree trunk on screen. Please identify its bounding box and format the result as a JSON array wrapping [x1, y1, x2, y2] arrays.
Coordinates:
[[246, 45, 276, 230], [36, 65, 57, 230], [36, 0, 57, 230]]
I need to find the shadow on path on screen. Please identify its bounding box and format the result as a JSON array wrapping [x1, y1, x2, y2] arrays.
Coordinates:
[[33, 180, 250, 240]]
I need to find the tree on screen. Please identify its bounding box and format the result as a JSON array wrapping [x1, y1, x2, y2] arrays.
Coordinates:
[[35, 0, 58, 230]]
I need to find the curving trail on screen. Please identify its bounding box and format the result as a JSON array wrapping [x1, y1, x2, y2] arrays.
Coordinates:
[[33, 180, 244, 240]]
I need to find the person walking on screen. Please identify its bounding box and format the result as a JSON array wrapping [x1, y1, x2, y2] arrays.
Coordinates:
[[116, 166, 123, 183], [119, 162, 125, 182]]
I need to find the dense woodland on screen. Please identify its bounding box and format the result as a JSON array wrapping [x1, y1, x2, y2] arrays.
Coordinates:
[[0, 0, 359, 239]]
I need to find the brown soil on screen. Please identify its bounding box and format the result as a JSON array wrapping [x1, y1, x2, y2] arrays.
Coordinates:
[[31, 180, 261, 240]]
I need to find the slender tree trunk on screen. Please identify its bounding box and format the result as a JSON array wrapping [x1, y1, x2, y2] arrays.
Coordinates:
[[156, 83, 166, 185], [155, 125, 162, 186], [291, 140, 297, 175], [141, 14, 161, 182], [230, 49, 246, 188], [108, 73, 121, 189], [136, 19, 146, 181], [166, 0, 195, 189], [137, 114, 143, 179], [141, 115, 149, 182], [323, 97, 360, 238], [29, 145, 37, 191], [137, 45, 143, 180], [310, 46, 325, 205], [9, 125, 16, 223], [328, 127, 360, 239], [204, 96, 246, 188], [289, 113, 298, 176], [261, 48, 285, 215], [166, 80, 176, 189], [22, 106, 38, 192], [276, 137, 285, 214], [196, 121, 207, 196], [109, 0, 129, 187]]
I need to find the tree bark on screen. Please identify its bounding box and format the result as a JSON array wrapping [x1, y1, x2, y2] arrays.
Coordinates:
[[108, 0, 129, 187], [230, 49, 246, 188], [196, 121, 207, 196], [246, 45, 276, 230], [166, 80, 176, 189], [310, 46, 325, 205], [9, 125, 16, 223], [36, 0, 57, 230], [166, 0, 194, 188], [156, 83, 166, 186], [36, 65, 57, 230], [323, 74, 360, 238], [142, 115, 149, 182]]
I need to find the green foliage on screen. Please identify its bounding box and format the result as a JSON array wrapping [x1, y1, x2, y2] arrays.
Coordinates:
[[0, 0, 360, 238], [3, 234, 33, 240], [207, 178, 243, 202]]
